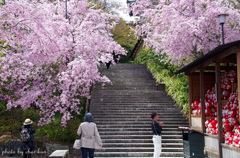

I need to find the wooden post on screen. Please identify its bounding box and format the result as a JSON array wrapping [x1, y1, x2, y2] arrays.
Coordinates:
[[200, 69, 206, 133], [237, 53, 240, 123], [215, 62, 223, 158], [188, 75, 193, 128]]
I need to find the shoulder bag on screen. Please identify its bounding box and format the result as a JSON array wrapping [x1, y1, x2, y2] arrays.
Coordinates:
[[73, 134, 82, 149]]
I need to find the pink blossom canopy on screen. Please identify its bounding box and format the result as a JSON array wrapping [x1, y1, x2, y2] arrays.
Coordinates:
[[131, 0, 240, 65], [0, 0, 125, 126]]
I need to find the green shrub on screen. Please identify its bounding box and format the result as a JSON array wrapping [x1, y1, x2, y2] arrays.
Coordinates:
[[36, 111, 85, 143], [0, 98, 85, 143], [135, 49, 189, 115]]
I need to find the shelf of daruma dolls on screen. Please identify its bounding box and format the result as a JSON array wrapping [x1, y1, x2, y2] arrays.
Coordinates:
[[190, 99, 237, 131]]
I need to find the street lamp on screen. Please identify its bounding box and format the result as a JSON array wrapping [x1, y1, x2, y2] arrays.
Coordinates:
[[127, 0, 136, 4], [65, 0, 68, 19], [218, 14, 228, 45]]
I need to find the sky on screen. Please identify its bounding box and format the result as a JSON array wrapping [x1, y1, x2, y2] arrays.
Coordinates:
[[109, 0, 139, 23]]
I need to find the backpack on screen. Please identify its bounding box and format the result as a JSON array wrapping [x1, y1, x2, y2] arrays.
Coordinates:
[[20, 127, 31, 142]]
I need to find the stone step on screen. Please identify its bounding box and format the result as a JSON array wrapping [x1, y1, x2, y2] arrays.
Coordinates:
[[92, 116, 186, 119], [100, 82, 157, 85], [91, 99, 173, 102], [91, 101, 173, 103], [95, 87, 161, 90], [92, 114, 184, 117], [97, 74, 154, 78], [91, 103, 173, 105], [100, 68, 152, 71], [96, 147, 183, 152], [98, 131, 181, 135], [96, 85, 157, 88], [96, 124, 186, 128], [93, 116, 186, 120], [102, 78, 156, 81], [100, 135, 182, 139], [94, 121, 188, 125], [91, 88, 167, 97], [91, 95, 170, 98], [91, 112, 183, 115], [96, 124, 187, 127], [91, 108, 180, 111], [102, 139, 183, 144], [91, 89, 167, 93], [100, 67, 151, 70], [94, 152, 184, 157], [91, 108, 179, 111], [95, 80, 156, 84], [98, 128, 182, 132], [97, 75, 154, 79], [90, 104, 176, 107], [100, 67, 152, 70], [91, 103, 177, 106], [95, 118, 187, 122], [92, 112, 183, 115], [102, 143, 183, 148], [93, 117, 186, 120], [96, 157, 184, 158], [95, 121, 187, 124], [91, 111, 185, 114], [91, 100, 177, 103], [99, 63, 146, 67], [90, 100, 174, 102], [93, 116, 185, 120]]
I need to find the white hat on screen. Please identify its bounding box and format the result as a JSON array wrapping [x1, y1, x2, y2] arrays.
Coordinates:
[[23, 118, 33, 125]]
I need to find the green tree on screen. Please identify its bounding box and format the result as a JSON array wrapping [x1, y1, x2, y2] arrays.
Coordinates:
[[111, 19, 137, 53]]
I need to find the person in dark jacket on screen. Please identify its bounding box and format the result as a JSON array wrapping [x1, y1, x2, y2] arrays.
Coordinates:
[[106, 61, 111, 69], [21, 118, 35, 158], [151, 112, 164, 158]]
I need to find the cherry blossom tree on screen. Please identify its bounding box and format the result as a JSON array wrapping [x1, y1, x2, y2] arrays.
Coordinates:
[[131, 0, 240, 65], [0, 0, 125, 126]]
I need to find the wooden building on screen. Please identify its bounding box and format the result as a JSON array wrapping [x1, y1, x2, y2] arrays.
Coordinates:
[[175, 40, 240, 158]]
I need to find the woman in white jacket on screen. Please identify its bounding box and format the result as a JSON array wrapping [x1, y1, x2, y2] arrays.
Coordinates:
[[77, 113, 102, 158]]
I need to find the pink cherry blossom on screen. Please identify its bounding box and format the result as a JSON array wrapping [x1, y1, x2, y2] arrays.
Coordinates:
[[0, 0, 125, 126], [131, 0, 240, 65]]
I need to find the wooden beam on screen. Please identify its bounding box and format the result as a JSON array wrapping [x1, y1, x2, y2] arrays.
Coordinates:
[[215, 46, 240, 60], [185, 62, 212, 75], [200, 69, 206, 133], [186, 65, 237, 75], [213, 58, 236, 64], [237, 53, 240, 123], [188, 76, 193, 128], [200, 66, 237, 71], [215, 62, 223, 158]]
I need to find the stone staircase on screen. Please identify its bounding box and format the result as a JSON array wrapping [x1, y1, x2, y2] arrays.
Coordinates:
[[89, 64, 188, 158]]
